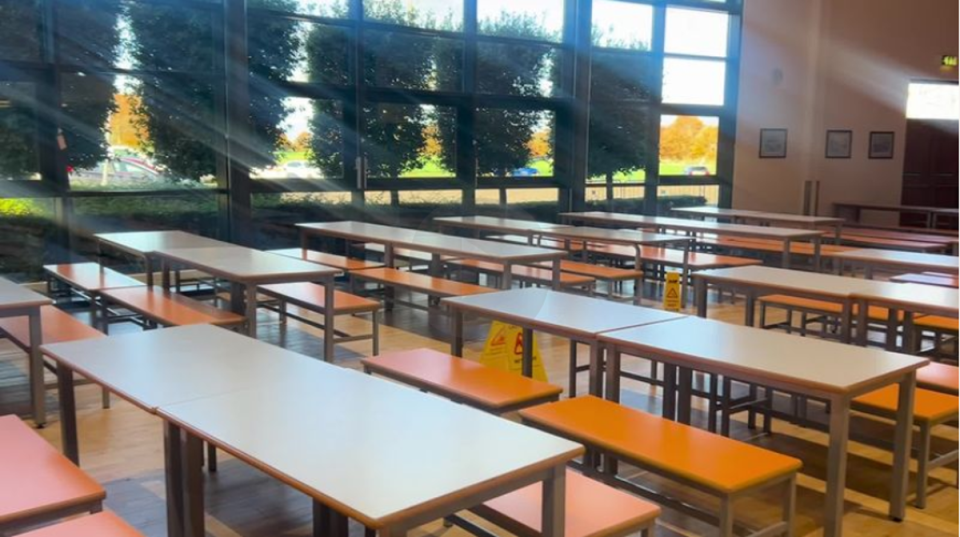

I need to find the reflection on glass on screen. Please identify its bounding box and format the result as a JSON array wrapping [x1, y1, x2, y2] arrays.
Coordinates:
[[124, 3, 217, 72], [591, 52, 652, 101], [70, 75, 221, 189], [477, 42, 559, 98], [362, 104, 455, 179], [56, 0, 123, 67], [0, 82, 40, 181], [662, 58, 725, 105], [476, 109, 555, 178], [665, 7, 729, 58], [0, 0, 41, 62], [364, 31, 462, 91], [0, 199, 55, 282], [477, 0, 563, 42], [365, 0, 463, 31], [659, 115, 719, 176], [251, 97, 343, 181], [588, 103, 648, 184], [250, 0, 349, 18], [592, 0, 653, 50]]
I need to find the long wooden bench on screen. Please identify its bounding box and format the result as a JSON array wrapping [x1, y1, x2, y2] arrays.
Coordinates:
[[350, 267, 494, 311], [487, 234, 587, 252], [587, 243, 761, 270], [44, 263, 144, 296], [360, 243, 436, 266], [467, 469, 660, 537], [0, 415, 105, 534], [0, 305, 111, 410], [700, 236, 855, 258], [757, 294, 902, 337], [98, 287, 245, 333], [259, 282, 381, 355], [267, 248, 384, 272], [445, 259, 596, 293], [529, 260, 644, 303], [519, 396, 801, 537], [853, 386, 959, 509], [19, 512, 145, 537], [918, 363, 959, 395], [361, 348, 562, 415]]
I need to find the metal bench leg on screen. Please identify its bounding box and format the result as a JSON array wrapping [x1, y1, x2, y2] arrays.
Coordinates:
[[721, 377, 732, 437], [718, 495, 734, 537], [372, 310, 380, 356], [784, 475, 797, 537], [707, 373, 720, 433], [747, 384, 758, 429], [916, 422, 930, 509], [101, 388, 111, 409], [568, 342, 578, 397], [207, 443, 217, 473]]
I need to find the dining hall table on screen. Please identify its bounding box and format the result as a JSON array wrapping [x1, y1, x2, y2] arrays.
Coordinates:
[[0, 277, 52, 426], [672, 206, 844, 242], [43, 324, 583, 537], [296, 221, 567, 289], [94, 231, 233, 287], [598, 315, 927, 537], [150, 246, 340, 356], [560, 211, 826, 269]]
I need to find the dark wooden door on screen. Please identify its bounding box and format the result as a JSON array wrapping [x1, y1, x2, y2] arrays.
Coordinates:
[[900, 119, 959, 228]]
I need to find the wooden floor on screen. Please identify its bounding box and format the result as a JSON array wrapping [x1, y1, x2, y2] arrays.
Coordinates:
[[0, 282, 956, 537]]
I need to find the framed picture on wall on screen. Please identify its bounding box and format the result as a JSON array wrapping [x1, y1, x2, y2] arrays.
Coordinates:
[[825, 130, 853, 158], [759, 129, 788, 158], [868, 131, 895, 159]]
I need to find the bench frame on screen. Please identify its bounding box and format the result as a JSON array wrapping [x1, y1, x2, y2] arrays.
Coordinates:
[[523, 417, 797, 537], [258, 288, 380, 356]]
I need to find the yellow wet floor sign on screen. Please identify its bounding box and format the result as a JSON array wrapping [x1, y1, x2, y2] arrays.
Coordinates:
[[479, 321, 548, 381], [663, 272, 682, 312]]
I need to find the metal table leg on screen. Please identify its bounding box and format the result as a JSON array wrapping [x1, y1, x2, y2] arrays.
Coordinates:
[[694, 277, 708, 318], [57, 364, 79, 464], [164, 423, 185, 537], [889, 373, 916, 521], [823, 395, 851, 537], [604, 347, 621, 402], [676, 367, 693, 425], [28, 307, 45, 427], [541, 465, 566, 537], [450, 309, 464, 357], [521, 327, 533, 377], [244, 282, 258, 339], [323, 276, 336, 362]]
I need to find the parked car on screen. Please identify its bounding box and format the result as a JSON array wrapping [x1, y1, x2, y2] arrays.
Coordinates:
[[683, 166, 711, 176], [69, 157, 161, 184]]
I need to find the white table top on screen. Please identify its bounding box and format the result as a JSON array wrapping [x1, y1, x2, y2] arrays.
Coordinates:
[[834, 202, 960, 215], [834, 249, 960, 272], [158, 364, 582, 528], [153, 246, 339, 284], [40, 325, 331, 412], [694, 265, 895, 299], [600, 316, 927, 398], [442, 288, 684, 339], [673, 207, 844, 226], [538, 226, 691, 247], [434, 216, 571, 233], [95, 231, 231, 256], [0, 277, 51, 311], [298, 221, 566, 264], [561, 212, 824, 240], [852, 283, 959, 317]]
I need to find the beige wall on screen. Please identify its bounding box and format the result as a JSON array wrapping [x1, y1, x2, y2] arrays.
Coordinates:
[[732, 0, 959, 217]]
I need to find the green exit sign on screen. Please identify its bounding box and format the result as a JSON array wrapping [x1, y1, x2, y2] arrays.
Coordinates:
[[942, 55, 958, 67]]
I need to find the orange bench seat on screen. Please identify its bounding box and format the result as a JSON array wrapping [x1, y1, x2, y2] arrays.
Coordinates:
[[260, 282, 379, 315], [446, 259, 595, 289], [915, 315, 959, 332], [43, 263, 144, 292], [853, 385, 959, 508], [99, 287, 245, 329], [350, 267, 494, 299], [0, 305, 103, 350], [19, 512, 144, 537], [362, 348, 562, 414], [0, 416, 105, 532], [917, 362, 959, 395], [267, 248, 384, 272], [757, 294, 904, 322], [470, 469, 660, 537], [534, 260, 644, 281], [519, 397, 799, 536]]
